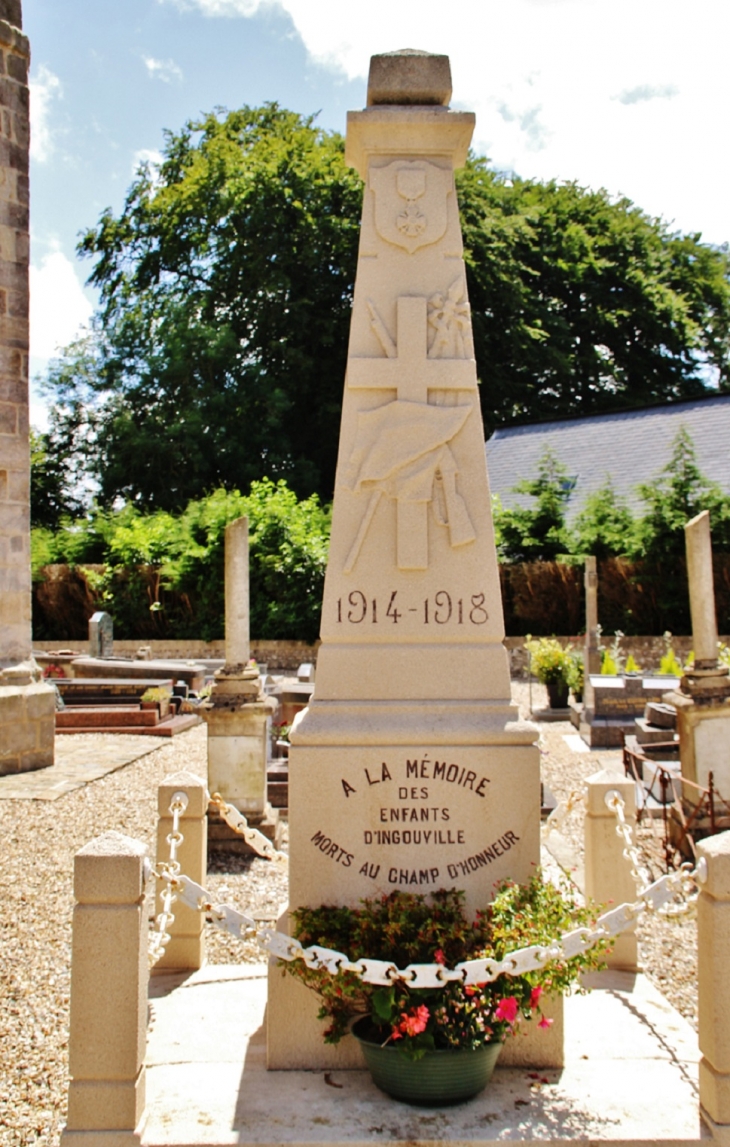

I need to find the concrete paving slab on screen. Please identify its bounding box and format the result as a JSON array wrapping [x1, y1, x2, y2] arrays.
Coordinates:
[[0, 734, 159, 799], [144, 966, 706, 1147]]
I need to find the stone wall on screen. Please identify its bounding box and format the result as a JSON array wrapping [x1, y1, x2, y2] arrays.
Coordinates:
[[0, 673, 54, 774], [36, 638, 321, 673], [35, 635, 726, 678], [0, 4, 29, 667]]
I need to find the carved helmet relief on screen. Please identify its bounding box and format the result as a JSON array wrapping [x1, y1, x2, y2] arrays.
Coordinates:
[[370, 160, 452, 254]]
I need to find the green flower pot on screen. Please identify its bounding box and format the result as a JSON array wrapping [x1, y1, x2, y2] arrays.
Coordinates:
[[352, 1019, 502, 1107]]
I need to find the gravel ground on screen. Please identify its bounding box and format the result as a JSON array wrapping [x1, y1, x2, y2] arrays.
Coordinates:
[[0, 695, 699, 1146]]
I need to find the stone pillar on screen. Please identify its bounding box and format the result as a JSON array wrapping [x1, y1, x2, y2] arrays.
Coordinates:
[[154, 770, 207, 972], [582, 556, 600, 722], [697, 831, 730, 1136], [584, 769, 638, 971], [225, 516, 249, 667], [61, 831, 148, 1146], [203, 516, 279, 850], [665, 510, 730, 798], [268, 50, 544, 1070], [686, 511, 721, 667]]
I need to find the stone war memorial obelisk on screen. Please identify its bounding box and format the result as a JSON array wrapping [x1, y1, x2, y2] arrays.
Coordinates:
[[268, 50, 548, 1069]]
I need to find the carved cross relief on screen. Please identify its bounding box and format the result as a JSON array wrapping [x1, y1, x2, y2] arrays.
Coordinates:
[[345, 293, 477, 572]]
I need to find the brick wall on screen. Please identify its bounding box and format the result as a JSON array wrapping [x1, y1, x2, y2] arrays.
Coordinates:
[[0, 3, 29, 667]]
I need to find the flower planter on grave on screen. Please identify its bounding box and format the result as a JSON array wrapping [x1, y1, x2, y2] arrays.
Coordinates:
[[546, 680, 569, 709], [352, 1018, 502, 1106]]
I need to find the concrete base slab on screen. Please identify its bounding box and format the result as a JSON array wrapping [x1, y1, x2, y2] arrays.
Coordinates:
[[143, 965, 706, 1147], [0, 734, 160, 800]]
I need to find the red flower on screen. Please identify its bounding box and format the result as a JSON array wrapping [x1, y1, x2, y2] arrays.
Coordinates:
[[434, 948, 446, 965], [395, 1004, 430, 1038], [530, 986, 543, 1009], [538, 1016, 554, 1030], [494, 996, 519, 1024]]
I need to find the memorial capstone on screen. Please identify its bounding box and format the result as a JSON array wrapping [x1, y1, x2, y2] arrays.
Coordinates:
[[267, 49, 547, 1071]]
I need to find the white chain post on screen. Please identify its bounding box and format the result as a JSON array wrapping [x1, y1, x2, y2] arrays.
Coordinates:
[[584, 769, 639, 971]]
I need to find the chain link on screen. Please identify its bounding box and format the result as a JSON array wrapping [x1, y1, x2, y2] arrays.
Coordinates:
[[149, 790, 188, 967], [604, 790, 699, 919], [149, 783, 701, 976], [209, 793, 289, 867]]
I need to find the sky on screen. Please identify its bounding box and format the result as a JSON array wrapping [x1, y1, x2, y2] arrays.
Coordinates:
[[26, 0, 730, 428]]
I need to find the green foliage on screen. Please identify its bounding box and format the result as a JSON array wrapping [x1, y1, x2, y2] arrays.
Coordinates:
[[458, 160, 730, 438], [494, 448, 574, 562], [524, 636, 572, 685], [572, 482, 636, 560], [285, 879, 607, 1055], [42, 105, 362, 510], [31, 479, 330, 642], [624, 653, 641, 673], [35, 105, 730, 513], [566, 651, 584, 696], [30, 427, 85, 529], [600, 651, 618, 674]]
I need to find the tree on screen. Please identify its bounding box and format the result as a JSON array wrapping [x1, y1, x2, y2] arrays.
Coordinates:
[[572, 481, 636, 560], [39, 106, 730, 510], [29, 427, 86, 528], [42, 105, 362, 511], [633, 426, 730, 561], [458, 161, 730, 436], [494, 447, 574, 562]]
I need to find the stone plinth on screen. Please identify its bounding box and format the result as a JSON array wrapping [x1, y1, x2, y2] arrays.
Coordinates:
[[0, 662, 54, 774], [579, 674, 680, 748], [202, 663, 280, 851], [268, 51, 545, 1071], [666, 688, 730, 803]]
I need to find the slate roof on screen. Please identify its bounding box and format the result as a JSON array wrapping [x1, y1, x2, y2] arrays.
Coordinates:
[[485, 395, 730, 521]]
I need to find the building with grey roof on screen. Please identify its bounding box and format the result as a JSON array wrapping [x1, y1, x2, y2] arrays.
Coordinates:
[[485, 395, 730, 521]]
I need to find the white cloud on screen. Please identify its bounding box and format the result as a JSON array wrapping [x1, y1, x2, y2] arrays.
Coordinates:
[[143, 56, 184, 83], [29, 64, 62, 163], [158, 0, 264, 13], [131, 147, 164, 176], [30, 251, 93, 362], [616, 84, 679, 106]]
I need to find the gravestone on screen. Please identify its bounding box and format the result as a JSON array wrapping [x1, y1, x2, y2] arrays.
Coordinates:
[[666, 511, 730, 798], [579, 556, 601, 725], [202, 517, 280, 850], [88, 611, 113, 659], [0, 0, 55, 775], [267, 50, 545, 1070]]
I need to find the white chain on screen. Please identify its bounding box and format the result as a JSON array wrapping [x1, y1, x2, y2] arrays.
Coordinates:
[[604, 789, 699, 919], [209, 792, 288, 867], [149, 790, 188, 967], [541, 789, 586, 841], [149, 786, 700, 976]]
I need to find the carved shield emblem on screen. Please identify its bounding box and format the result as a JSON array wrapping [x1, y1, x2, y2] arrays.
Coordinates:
[[370, 160, 452, 254]]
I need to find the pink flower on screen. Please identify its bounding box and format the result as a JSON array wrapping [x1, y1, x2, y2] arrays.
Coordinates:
[[530, 986, 543, 1009], [494, 996, 519, 1024], [538, 1016, 554, 1029], [397, 1004, 430, 1037], [434, 949, 446, 965]]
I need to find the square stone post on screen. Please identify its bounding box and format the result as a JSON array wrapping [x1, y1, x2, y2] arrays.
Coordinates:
[[697, 831, 730, 1137], [154, 770, 208, 972], [61, 831, 149, 1146], [584, 769, 638, 971]]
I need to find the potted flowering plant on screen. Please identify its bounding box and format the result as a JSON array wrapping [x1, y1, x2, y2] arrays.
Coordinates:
[[282, 878, 607, 1106], [524, 637, 572, 708]]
